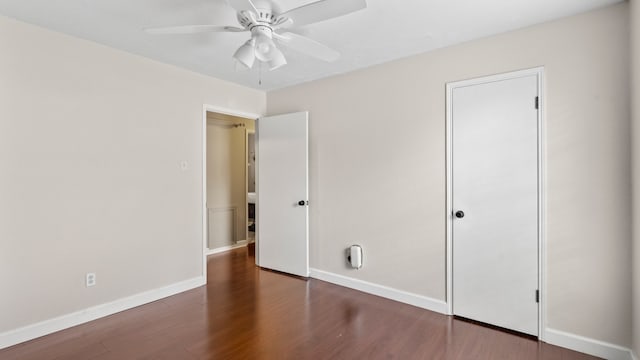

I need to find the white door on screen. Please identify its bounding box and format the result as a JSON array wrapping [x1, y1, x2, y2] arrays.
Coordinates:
[[257, 111, 309, 277], [451, 73, 539, 335]]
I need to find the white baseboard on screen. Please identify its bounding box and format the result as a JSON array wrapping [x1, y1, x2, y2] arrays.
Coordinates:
[[309, 268, 447, 314], [545, 328, 634, 360], [0, 276, 205, 350], [206, 243, 246, 255]]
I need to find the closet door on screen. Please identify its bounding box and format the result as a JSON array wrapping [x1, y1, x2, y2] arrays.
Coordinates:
[[451, 73, 539, 335]]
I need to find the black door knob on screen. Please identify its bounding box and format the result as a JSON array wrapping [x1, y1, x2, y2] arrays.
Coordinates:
[[298, 200, 306, 206], [455, 210, 465, 218]]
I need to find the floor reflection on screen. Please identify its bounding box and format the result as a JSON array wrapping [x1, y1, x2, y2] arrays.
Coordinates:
[[0, 248, 600, 359]]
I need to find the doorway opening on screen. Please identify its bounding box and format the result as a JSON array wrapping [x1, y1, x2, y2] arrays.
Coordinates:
[[205, 110, 256, 256], [201, 108, 309, 279]]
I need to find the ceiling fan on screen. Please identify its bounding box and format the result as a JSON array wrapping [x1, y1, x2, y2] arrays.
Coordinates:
[[145, 0, 367, 71]]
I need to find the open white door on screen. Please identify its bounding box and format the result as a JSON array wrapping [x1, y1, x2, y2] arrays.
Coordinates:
[[256, 111, 309, 277]]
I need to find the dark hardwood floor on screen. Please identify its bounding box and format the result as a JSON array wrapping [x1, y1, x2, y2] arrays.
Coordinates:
[[0, 248, 600, 359]]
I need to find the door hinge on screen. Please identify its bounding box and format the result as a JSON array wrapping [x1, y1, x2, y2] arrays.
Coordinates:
[[535, 289, 540, 303], [535, 96, 539, 110]]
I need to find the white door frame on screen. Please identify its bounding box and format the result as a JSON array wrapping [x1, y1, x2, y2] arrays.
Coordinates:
[[445, 67, 546, 339], [246, 128, 255, 246], [202, 104, 262, 282]]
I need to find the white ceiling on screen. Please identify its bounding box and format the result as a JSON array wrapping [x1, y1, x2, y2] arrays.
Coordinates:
[[0, 0, 623, 90]]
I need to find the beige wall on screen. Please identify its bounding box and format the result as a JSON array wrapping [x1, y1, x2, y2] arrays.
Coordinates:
[[632, 0, 640, 356], [0, 15, 265, 333], [268, 3, 631, 347], [1, 1, 634, 351], [206, 113, 254, 247]]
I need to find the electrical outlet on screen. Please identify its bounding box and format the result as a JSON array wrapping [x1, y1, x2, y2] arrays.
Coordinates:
[[86, 273, 96, 287]]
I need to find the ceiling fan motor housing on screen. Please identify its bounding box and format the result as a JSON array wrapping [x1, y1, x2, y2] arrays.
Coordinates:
[[237, 10, 284, 37]]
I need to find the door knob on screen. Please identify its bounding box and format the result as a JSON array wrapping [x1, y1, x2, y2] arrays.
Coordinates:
[[298, 200, 307, 206], [455, 210, 465, 218]]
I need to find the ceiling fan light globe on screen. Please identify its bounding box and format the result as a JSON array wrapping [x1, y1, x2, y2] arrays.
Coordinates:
[[257, 42, 271, 54], [233, 40, 256, 68], [268, 48, 287, 70], [254, 34, 275, 62]]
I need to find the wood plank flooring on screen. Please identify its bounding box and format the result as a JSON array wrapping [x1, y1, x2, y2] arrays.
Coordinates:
[[0, 248, 600, 359]]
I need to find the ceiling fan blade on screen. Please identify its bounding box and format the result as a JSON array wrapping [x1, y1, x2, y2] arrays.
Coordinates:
[[226, 0, 258, 12], [144, 25, 247, 35], [275, 32, 339, 62], [272, 17, 293, 30], [144, 25, 246, 35], [280, 0, 366, 28]]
